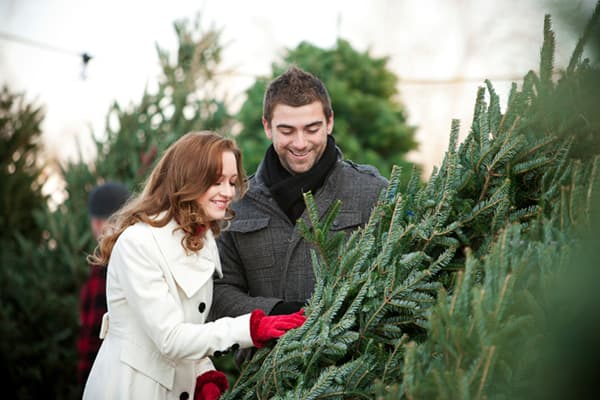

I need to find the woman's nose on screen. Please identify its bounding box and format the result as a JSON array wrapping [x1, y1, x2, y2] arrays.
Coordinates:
[[221, 184, 235, 198]]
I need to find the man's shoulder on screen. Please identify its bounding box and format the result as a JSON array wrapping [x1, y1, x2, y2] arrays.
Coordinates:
[[337, 160, 388, 185], [230, 177, 269, 212]]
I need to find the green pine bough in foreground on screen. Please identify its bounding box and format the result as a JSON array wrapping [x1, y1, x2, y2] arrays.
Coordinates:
[[224, 7, 600, 400]]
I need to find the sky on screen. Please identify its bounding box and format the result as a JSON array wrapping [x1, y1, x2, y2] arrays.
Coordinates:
[[0, 0, 597, 198]]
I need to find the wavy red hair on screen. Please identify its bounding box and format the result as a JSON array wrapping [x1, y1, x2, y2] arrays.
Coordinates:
[[88, 131, 246, 266]]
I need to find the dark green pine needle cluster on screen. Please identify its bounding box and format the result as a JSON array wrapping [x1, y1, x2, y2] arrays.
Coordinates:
[[224, 6, 600, 400]]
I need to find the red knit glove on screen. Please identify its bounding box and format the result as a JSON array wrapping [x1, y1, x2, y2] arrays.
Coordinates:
[[250, 308, 306, 348], [194, 370, 228, 400]]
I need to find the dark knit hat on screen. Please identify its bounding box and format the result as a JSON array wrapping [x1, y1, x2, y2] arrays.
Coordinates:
[[88, 182, 130, 219]]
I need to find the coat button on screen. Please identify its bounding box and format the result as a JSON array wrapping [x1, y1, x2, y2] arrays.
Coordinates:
[[179, 392, 189, 400], [198, 302, 206, 313]]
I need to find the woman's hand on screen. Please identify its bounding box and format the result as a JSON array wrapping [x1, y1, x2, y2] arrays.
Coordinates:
[[194, 370, 228, 400], [250, 309, 306, 348]]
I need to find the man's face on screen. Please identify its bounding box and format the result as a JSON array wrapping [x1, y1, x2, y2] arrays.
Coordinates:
[[263, 101, 333, 175]]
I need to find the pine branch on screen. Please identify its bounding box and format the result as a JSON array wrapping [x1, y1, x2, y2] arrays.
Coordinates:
[[225, 9, 600, 399]]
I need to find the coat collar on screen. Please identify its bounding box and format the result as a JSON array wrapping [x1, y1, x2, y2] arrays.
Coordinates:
[[149, 214, 222, 298]]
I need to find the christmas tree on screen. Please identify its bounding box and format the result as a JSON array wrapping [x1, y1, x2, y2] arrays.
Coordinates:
[[224, 6, 600, 399], [0, 85, 47, 242]]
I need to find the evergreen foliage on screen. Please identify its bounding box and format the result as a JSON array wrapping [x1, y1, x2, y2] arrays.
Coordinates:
[[0, 17, 233, 399], [92, 18, 233, 190], [0, 86, 71, 399], [0, 87, 91, 398], [0, 85, 47, 242], [224, 7, 600, 399], [235, 39, 418, 181]]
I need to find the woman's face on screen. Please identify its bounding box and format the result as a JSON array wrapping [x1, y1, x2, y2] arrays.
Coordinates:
[[196, 151, 238, 221]]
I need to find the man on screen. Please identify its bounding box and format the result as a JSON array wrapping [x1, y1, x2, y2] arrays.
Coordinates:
[[211, 66, 387, 320], [77, 181, 130, 387]]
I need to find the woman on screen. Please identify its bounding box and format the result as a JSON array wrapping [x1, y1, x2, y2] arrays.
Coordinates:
[[83, 132, 305, 400]]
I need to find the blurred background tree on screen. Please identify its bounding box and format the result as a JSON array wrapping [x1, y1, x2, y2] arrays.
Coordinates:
[[0, 85, 47, 242], [0, 85, 53, 399], [236, 38, 419, 182], [0, 17, 234, 399], [92, 18, 234, 189]]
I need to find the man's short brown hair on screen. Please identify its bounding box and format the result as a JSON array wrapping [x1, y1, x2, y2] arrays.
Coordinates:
[[263, 66, 333, 125]]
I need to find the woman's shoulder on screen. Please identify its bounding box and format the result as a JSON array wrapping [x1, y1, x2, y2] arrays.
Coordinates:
[[121, 221, 152, 238], [107, 222, 154, 268], [113, 221, 156, 252], [118, 217, 182, 249]]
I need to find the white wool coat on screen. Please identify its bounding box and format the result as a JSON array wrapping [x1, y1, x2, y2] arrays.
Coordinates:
[[83, 217, 253, 400]]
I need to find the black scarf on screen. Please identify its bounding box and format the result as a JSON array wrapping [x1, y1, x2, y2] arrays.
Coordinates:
[[260, 135, 338, 223]]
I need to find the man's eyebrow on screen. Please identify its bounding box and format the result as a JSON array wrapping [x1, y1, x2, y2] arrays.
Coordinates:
[[305, 121, 323, 129], [275, 121, 323, 129], [275, 123, 295, 130]]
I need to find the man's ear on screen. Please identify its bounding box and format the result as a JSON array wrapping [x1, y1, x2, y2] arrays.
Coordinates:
[[262, 117, 273, 140], [90, 217, 106, 240], [327, 111, 334, 134]]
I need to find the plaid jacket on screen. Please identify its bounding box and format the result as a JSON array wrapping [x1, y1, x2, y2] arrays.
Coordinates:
[[77, 264, 107, 384]]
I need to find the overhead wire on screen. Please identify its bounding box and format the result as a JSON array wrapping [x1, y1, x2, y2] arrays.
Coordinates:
[[0, 30, 93, 78], [0, 30, 563, 86]]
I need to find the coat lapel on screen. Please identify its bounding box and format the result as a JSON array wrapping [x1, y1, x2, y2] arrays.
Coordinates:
[[150, 217, 220, 298]]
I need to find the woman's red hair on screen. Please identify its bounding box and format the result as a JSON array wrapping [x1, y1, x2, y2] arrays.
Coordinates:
[[88, 131, 246, 266]]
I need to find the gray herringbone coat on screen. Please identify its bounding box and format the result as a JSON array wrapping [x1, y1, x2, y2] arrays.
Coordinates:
[[211, 152, 387, 319]]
